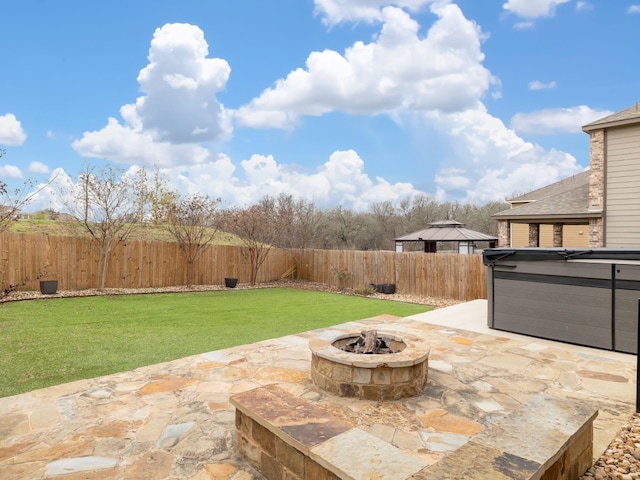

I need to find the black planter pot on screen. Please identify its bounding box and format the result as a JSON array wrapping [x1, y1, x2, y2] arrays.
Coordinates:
[[382, 283, 396, 294], [39, 280, 58, 295], [224, 277, 238, 288]]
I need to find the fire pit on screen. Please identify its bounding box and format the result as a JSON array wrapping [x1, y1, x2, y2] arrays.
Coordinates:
[[309, 329, 430, 401]]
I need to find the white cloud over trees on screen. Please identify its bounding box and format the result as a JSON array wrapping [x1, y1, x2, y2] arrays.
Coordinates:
[[430, 104, 584, 202], [0, 113, 27, 146]]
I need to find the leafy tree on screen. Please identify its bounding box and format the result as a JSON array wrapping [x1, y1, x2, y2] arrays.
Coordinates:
[[62, 164, 139, 290], [166, 194, 220, 286]]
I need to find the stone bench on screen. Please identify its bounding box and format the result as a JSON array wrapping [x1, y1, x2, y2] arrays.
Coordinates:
[[231, 384, 598, 480]]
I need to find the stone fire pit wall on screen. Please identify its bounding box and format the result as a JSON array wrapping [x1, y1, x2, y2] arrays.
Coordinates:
[[309, 330, 430, 401]]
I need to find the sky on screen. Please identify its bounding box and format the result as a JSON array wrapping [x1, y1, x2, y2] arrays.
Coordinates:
[[1, 0, 639, 212]]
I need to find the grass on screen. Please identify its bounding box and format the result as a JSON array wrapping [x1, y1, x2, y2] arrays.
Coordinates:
[[0, 288, 431, 398]]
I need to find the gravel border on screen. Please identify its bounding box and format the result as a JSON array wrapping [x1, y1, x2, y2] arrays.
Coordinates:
[[0, 278, 461, 309], [580, 413, 640, 479]]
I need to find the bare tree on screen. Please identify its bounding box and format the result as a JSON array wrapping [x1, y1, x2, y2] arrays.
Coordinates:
[[63, 164, 138, 291], [221, 204, 282, 285], [398, 194, 448, 232], [258, 194, 323, 278], [166, 194, 220, 286], [0, 149, 51, 234], [260, 194, 322, 249], [317, 206, 372, 249], [370, 201, 403, 250]]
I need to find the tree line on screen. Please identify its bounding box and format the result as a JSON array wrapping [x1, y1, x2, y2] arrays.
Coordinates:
[[1, 161, 509, 290]]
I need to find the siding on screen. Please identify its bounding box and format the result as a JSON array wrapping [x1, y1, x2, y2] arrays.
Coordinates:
[[605, 124, 640, 247]]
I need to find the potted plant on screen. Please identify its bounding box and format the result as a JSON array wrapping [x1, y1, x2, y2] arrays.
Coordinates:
[[224, 277, 238, 288], [39, 279, 58, 295], [38, 264, 58, 295]]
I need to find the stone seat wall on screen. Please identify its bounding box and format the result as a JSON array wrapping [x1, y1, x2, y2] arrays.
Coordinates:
[[231, 384, 598, 480]]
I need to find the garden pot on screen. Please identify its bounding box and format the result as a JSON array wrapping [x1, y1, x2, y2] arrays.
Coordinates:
[[39, 280, 58, 295], [224, 277, 238, 288], [382, 283, 396, 294]]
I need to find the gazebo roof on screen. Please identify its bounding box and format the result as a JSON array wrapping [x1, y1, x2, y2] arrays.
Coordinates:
[[395, 220, 498, 242]]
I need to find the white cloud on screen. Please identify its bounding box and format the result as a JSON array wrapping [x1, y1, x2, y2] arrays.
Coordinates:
[[435, 168, 470, 190], [236, 4, 494, 128], [528, 80, 557, 90], [575, 1, 593, 12], [26, 168, 71, 213], [313, 0, 432, 25], [28, 161, 50, 174], [235, 150, 420, 210], [131, 23, 232, 144], [72, 23, 232, 165], [0, 113, 27, 146], [470, 146, 581, 201], [427, 103, 584, 202], [510, 106, 613, 134], [0, 164, 23, 179], [513, 21, 534, 30], [73, 117, 215, 167], [628, 5, 640, 13], [503, 0, 571, 18]]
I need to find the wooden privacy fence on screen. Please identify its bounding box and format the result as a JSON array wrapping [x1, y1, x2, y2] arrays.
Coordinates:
[[0, 233, 487, 301], [288, 248, 486, 301]]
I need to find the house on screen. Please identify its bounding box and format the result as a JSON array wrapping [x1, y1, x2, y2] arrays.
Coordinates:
[[493, 103, 640, 247]]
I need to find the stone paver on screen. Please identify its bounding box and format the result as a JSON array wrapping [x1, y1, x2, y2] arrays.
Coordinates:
[[0, 302, 636, 479]]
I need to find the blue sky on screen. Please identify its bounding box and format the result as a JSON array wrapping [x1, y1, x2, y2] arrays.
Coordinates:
[[1, 0, 638, 212]]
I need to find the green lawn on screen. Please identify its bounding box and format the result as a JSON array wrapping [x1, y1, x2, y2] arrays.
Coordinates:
[[0, 288, 431, 398]]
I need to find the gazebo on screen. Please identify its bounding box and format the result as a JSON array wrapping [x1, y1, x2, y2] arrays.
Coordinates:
[[394, 220, 498, 254]]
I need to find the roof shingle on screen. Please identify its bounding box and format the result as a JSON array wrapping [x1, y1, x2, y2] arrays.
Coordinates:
[[582, 103, 640, 132], [492, 170, 598, 220]]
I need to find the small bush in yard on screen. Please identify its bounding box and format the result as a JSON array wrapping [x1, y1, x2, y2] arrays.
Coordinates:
[[354, 284, 375, 296]]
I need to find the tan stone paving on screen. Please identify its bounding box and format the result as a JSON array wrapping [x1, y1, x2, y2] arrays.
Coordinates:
[[0, 305, 636, 479]]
